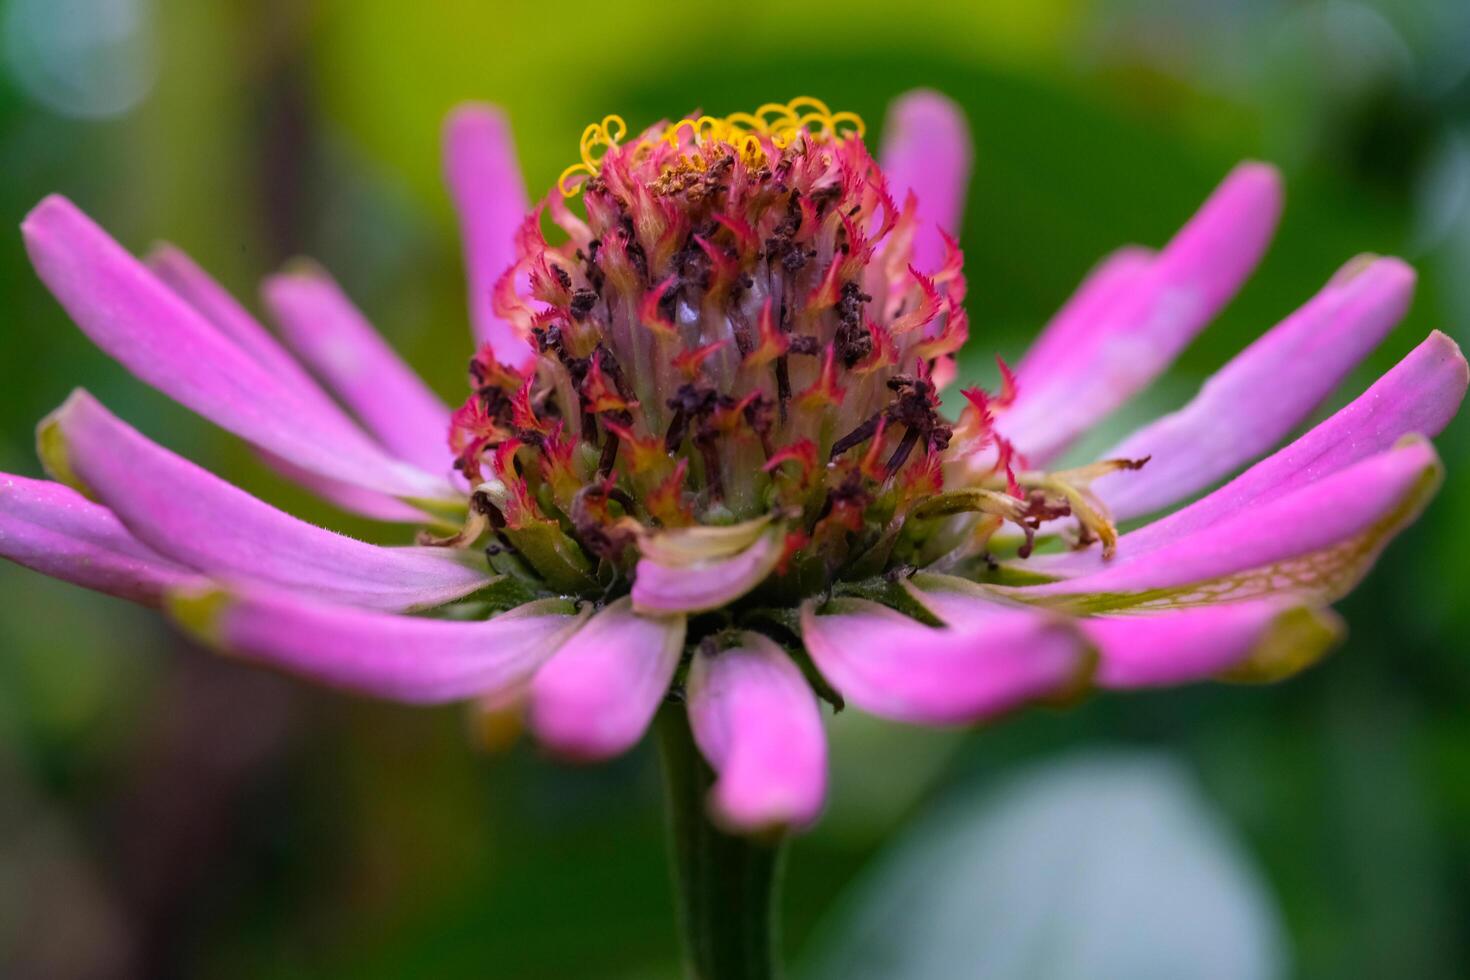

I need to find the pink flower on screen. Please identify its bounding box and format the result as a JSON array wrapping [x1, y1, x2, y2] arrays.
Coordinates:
[[3, 92, 1464, 837]]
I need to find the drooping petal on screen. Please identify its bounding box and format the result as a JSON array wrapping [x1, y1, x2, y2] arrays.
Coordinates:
[[41, 391, 493, 611], [999, 163, 1284, 463], [686, 632, 827, 833], [632, 527, 785, 615], [1082, 601, 1344, 688], [167, 587, 582, 704], [443, 103, 534, 367], [528, 598, 686, 760], [146, 243, 352, 424], [0, 472, 195, 605], [879, 90, 972, 272], [1016, 438, 1442, 611], [261, 263, 453, 474], [1092, 256, 1415, 520], [799, 598, 1087, 725], [1034, 331, 1467, 577], [21, 195, 453, 502]]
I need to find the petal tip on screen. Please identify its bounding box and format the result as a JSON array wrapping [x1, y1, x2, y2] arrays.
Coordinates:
[[164, 584, 235, 649], [21, 193, 78, 236], [34, 389, 93, 496], [1217, 604, 1345, 684]]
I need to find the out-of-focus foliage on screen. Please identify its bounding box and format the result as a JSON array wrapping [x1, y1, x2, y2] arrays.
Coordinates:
[[0, 1, 1466, 978]]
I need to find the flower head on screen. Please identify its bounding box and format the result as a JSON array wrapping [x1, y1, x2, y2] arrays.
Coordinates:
[[3, 91, 1465, 836]]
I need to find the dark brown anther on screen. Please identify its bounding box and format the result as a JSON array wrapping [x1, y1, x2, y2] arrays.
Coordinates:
[[743, 393, 775, 459], [570, 483, 636, 562], [570, 288, 597, 321], [810, 184, 842, 214], [830, 413, 882, 460], [594, 345, 635, 403], [471, 491, 507, 530], [694, 429, 724, 504], [774, 356, 792, 423], [605, 486, 637, 514], [664, 383, 717, 452], [597, 422, 621, 475], [729, 307, 754, 356], [835, 320, 872, 367], [552, 264, 572, 290], [883, 426, 922, 477], [664, 406, 689, 452], [627, 239, 649, 283]]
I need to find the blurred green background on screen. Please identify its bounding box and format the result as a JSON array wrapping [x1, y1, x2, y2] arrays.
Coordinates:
[[2, 1, 1468, 977]]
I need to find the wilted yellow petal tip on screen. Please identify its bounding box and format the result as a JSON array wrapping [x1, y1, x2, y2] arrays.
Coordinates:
[[165, 587, 236, 649], [1218, 605, 1345, 684]]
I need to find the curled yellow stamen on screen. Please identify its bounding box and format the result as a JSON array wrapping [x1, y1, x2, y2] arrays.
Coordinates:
[[559, 97, 866, 196]]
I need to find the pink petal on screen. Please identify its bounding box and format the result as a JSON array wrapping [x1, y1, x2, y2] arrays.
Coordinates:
[[443, 103, 534, 368], [999, 163, 1284, 463], [43, 391, 492, 611], [879, 90, 972, 272], [631, 528, 784, 615], [146, 243, 354, 427], [148, 245, 438, 520], [0, 472, 195, 605], [261, 263, 453, 474], [21, 195, 453, 502], [1019, 438, 1442, 608], [1034, 330, 1467, 578], [1082, 600, 1343, 688], [253, 450, 433, 523], [528, 598, 686, 760], [1093, 256, 1415, 520], [799, 598, 1086, 725], [168, 587, 582, 704], [686, 632, 827, 833], [1013, 246, 1156, 391]]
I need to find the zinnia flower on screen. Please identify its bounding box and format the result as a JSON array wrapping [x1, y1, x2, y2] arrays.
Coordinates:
[[3, 92, 1465, 842]]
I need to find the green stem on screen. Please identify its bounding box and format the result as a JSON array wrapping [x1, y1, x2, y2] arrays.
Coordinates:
[[656, 705, 786, 980]]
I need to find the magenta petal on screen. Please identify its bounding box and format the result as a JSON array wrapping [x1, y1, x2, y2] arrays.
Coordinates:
[[1, 472, 195, 605], [261, 264, 453, 474], [1094, 256, 1416, 520], [528, 598, 686, 760], [1083, 600, 1344, 688], [631, 529, 784, 615], [687, 632, 827, 833], [799, 598, 1086, 725], [149, 246, 438, 519], [879, 90, 972, 272], [168, 588, 582, 704], [252, 450, 433, 523], [146, 244, 355, 427], [1035, 331, 1467, 578], [1000, 163, 1284, 463], [43, 391, 492, 611], [1021, 438, 1442, 606], [443, 103, 535, 367], [1013, 246, 1155, 392], [21, 196, 452, 501]]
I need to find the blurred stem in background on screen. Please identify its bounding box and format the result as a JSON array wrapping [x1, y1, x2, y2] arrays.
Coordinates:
[[658, 706, 785, 980]]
